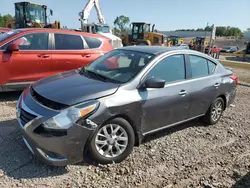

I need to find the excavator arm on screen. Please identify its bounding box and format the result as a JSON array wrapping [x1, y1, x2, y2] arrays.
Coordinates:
[[79, 0, 105, 24]]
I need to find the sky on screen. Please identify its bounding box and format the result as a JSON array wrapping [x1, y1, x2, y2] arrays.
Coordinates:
[[1, 0, 250, 31]]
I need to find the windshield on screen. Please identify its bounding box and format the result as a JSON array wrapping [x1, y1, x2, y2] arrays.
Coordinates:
[[81, 49, 155, 83], [96, 25, 110, 33], [0, 30, 20, 42], [144, 24, 150, 32], [25, 4, 46, 24]]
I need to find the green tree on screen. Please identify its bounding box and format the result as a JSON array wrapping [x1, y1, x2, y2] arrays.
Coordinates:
[[0, 14, 4, 27], [3, 14, 14, 27], [114, 15, 130, 33]]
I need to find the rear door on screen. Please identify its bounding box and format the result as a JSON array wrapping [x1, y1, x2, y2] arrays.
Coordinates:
[[0, 32, 52, 90], [186, 54, 221, 118], [51, 33, 102, 75]]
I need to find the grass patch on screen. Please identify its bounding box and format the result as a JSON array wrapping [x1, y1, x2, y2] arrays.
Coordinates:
[[219, 61, 250, 70]]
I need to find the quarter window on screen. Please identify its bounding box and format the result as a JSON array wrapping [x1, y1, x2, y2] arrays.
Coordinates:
[[1, 32, 49, 50], [147, 54, 186, 83], [207, 60, 216, 74], [83, 36, 102, 48], [55, 33, 84, 50], [189, 55, 209, 78]]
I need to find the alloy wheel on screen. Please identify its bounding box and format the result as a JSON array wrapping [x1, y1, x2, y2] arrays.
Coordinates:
[[211, 100, 223, 122], [95, 124, 128, 158]]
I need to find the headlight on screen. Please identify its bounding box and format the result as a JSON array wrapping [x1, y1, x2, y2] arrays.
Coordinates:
[[43, 101, 99, 130]]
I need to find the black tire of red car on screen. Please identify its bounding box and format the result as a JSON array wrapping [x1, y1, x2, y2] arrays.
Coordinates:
[[88, 117, 135, 164], [203, 97, 225, 125]]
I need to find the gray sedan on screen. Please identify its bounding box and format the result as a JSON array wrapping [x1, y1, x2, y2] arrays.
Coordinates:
[[16, 46, 238, 166]]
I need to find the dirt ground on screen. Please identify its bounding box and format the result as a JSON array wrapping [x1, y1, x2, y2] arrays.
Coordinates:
[[0, 75, 250, 188]]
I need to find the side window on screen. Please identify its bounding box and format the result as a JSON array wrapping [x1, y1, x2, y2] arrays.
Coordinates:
[[2, 33, 48, 50], [55, 33, 83, 50], [83, 36, 102, 49], [189, 55, 209, 78], [207, 60, 216, 74], [147, 54, 185, 83]]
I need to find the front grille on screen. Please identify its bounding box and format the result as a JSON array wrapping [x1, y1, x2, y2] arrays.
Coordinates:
[[30, 86, 69, 110], [20, 108, 37, 126]]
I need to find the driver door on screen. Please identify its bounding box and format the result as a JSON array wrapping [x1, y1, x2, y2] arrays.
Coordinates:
[[139, 54, 191, 134]]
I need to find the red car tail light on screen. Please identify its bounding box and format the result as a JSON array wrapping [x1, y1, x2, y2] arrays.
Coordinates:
[[230, 75, 238, 85]]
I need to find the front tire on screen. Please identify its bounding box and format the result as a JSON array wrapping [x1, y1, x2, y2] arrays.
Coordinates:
[[88, 118, 135, 164], [203, 97, 225, 125]]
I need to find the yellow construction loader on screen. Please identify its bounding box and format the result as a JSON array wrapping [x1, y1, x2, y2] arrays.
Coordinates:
[[189, 37, 208, 52], [120, 22, 167, 46], [6, 1, 61, 29], [166, 35, 183, 47]]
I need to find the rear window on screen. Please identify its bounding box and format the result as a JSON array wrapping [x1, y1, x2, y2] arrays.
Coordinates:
[[83, 36, 102, 49]]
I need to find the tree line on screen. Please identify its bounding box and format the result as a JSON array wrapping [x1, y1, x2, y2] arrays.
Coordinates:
[[113, 15, 248, 39], [176, 26, 244, 38], [0, 14, 14, 27]]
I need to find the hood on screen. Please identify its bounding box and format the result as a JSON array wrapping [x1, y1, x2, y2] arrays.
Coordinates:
[[99, 32, 122, 41], [32, 69, 120, 106]]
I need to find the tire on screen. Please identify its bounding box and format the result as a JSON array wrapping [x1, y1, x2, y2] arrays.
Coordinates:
[[203, 97, 225, 125], [88, 117, 135, 164]]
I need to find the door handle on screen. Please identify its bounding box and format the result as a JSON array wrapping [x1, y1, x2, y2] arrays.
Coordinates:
[[82, 54, 91, 58], [214, 83, 220, 87], [37, 54, 50, 58], [179, 90, 187, 95]]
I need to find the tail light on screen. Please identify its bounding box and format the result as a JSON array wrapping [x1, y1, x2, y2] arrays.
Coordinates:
[[230, 75, 238, 85]]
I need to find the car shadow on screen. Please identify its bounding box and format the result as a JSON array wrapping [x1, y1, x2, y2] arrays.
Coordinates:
[[0, 91, 22, 102], [142, 118, 204, 144], [0, 119, 68, 179], [232, 171, 250, 188]]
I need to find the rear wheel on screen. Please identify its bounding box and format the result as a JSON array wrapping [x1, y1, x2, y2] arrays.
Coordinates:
[[203, 97, 225, 125], [88, 118, 135, 164]]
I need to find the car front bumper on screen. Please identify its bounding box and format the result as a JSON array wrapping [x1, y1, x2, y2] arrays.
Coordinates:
[[16, 90, 97, 166]]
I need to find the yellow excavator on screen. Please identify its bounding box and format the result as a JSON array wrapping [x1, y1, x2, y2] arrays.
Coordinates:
[[6, 1, 61, 29], [120, 22, 167, 46]]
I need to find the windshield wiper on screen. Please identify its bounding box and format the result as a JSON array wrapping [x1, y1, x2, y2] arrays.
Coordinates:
[[80, 67, 118, 83]]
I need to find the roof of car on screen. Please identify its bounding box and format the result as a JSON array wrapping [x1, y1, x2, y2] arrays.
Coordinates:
[[14, 28, 108, 38], [121, 46, 182, 55]]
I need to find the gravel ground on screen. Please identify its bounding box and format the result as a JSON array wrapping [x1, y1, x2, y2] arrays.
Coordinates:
[[0, 85, 250, 188], [231, 68, 250, 84]]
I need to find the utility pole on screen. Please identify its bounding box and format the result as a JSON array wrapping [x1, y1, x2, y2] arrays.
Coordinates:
[[203, 22, 209, 53]]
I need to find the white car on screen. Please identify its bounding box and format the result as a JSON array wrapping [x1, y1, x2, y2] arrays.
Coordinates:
[[175, 44, 190, 49]]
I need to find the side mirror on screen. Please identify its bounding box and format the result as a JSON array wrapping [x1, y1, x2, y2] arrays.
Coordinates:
[[144, 77, 165, 88], [6, 43, 19, 52], [50, 9, 53, 16]]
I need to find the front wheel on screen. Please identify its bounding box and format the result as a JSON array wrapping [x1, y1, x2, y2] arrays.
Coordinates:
[[88, 118, 135, 164], [203, 97, 225, 125]]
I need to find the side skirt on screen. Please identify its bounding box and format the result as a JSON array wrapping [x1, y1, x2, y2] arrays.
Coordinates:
[[142, 114, 205, 136]]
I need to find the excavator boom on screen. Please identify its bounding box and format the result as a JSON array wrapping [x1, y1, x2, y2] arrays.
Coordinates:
[[79, 0, 105, 25]]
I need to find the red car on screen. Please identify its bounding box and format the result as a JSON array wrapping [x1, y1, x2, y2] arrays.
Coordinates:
[[0, 27, 12, 34], [0, 28, 114, 92]]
